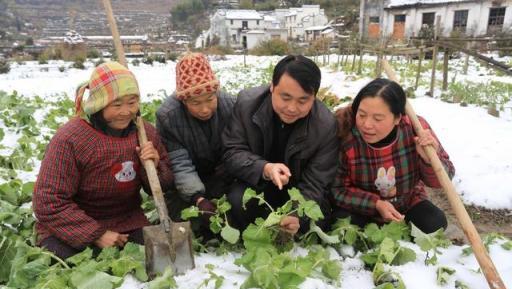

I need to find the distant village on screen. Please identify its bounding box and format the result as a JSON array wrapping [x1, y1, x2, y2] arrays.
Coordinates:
[[2, 0, 512, 61]]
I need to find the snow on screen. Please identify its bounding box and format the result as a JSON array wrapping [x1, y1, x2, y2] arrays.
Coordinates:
[[1, 55, 512, 289], [222, 9, 263, 20], [386, 0, 468, 8], [114, 241, 512, 289], [1, 55, 512, 210]]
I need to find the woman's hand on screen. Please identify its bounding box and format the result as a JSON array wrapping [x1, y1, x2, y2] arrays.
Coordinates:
[[137, 141, 160, 167], [94, 230, 128, 248], [376, 200, 404, 222], [414, 129, 439, 164], [279, 215, 300, 235]]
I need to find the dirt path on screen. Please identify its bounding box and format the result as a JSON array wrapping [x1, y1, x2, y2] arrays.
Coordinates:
[[428, 188, 512, 244]]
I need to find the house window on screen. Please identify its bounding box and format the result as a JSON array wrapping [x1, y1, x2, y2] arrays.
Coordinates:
[[394, 14, 406, 22], [257, 20, 260, 25], [232, 34, 236, 42], [453, 10, 468, 30], [369, 16, 379, 23], [230, 20, 233, 25], [422, 12, 435, 27], [488, 7, 506, 26], [242, 20, 248, 29]]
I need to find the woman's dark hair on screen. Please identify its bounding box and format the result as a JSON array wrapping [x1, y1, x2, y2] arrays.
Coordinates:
[[335, 78, 406, 142], [351, 78, 406, 119], [272, 55, 321, 95]]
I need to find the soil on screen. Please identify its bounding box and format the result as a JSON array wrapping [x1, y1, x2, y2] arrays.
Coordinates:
[[428, 188, 512, 244]]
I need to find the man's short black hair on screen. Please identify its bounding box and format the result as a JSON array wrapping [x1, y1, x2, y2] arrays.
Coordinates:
[[272, 55, 321, 95]]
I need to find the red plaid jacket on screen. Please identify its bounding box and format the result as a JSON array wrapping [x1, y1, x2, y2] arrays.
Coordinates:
[[331, 115, 455, 216], [33, 118, 174, 249]]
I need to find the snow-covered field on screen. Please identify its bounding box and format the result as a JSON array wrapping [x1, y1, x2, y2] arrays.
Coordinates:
[[1, 55, 511, 289], [1, 55, 511, 210]]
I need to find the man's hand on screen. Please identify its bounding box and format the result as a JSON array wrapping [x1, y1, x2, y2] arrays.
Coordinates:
[[376, 200, 404, 222], [94, 230, 128, 248], [279, 215, 300, 235], [263, 163, 291, 190]]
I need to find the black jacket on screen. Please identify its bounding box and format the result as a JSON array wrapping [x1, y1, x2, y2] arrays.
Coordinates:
[[222, 85, 339, 209]]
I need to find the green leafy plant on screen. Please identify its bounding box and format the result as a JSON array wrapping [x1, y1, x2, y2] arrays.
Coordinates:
[[198, 264, 224, 289], [235, 245, 341, 289], [411, 223, 451, 265], [436, 266, 456, 286], [455, 279, 470, 289], [462, 233, 511, 256], [234, 188, 341, 289], [0, 240, 151, 289]]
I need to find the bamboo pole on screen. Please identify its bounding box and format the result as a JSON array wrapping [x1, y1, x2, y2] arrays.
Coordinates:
[[101, 0, 127, 67], [382, 58, 507, 289]]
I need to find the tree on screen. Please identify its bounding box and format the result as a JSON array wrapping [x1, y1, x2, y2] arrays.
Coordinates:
[[250, 39, 289, 55], [239, 0, 253, 9], [254, 0, 279, 10], [170, 0, 205, 25], [170, 0, 207, 33], [0, 58, 10, 74]]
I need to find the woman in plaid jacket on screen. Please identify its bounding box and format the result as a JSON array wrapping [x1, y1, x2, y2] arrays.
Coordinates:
[[32, 62, 174, 259], [331, 78, 455, 233]]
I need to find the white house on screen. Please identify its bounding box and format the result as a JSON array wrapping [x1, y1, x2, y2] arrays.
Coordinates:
[[284, 5, 329, 40], [202, 5, 328, 49], [360, 0, 512, 40], [209, 9, 264, 49]]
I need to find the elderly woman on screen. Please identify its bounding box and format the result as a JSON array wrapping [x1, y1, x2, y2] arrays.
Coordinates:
[[33, 62, 174, 259], [156, 53, 235, 231]]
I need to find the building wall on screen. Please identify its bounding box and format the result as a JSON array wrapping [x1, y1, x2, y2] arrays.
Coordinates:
[[210, 13, 230, 46], [246, 33, 266, 49], [206, 5, 328, 47], [379, 0, 512, 38], [285, 5, 329, 39], [360, 0, 386, 39], [227, 18, 264, 46]]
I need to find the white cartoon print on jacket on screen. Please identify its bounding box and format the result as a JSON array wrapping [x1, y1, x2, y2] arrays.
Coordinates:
[[113, 161, 137, 182], [374, 166, 396, 198]]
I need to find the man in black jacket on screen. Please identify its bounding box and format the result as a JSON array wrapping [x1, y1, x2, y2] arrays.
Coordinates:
[[222, 55, 338, 235]]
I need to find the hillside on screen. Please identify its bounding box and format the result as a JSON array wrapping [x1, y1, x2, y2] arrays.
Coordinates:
[[2, 0, 177, 38]]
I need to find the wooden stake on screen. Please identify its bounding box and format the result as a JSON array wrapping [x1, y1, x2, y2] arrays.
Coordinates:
[[463, 42, 470, 75], [358, 46, 363, 75], [429, 15, 441, 97], [351, 51, 357, 71], [101, 0, 127, 67], [415, 46, 423, 90], [382, 59, 507, 289], [442, 48, 449, 91]]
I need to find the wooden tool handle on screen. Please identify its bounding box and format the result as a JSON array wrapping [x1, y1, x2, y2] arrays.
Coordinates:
[[136, 117, 170, 224], [101, 0, 127, 67], [382, 59, 506, 289]]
